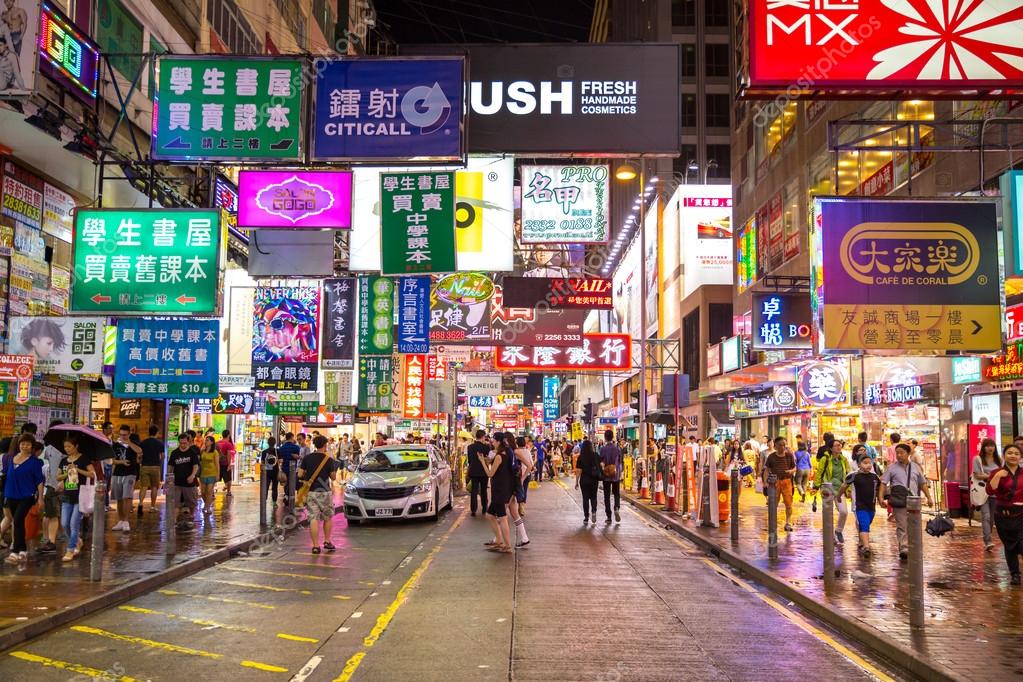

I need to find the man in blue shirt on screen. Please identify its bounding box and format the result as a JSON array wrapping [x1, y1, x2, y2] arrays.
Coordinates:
[[534, 439, 546, 484], [599, 430, 624, 524], [277, 432, 301, 505]]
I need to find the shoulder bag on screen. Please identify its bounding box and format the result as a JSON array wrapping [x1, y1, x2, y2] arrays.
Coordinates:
[[296, 454, 330, 507], [888, 462, 913, 509], [969, 456, 989, 508]]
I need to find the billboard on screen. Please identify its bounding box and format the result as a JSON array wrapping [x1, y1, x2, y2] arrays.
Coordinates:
[[358, 276, 394, 356], [312, 57, 464, 161], [520, 165, 610, 244], [500, 277, 612, 310], [494, 334, 631, 372], [251, 286, 319, 391], [8, 316, 104, 374], [379, 171, 456, 275], [401, 354, 426, 419], [0, 0, 39, 98], [751, 293, 813, 351], [744, 0, 1023, 95], [350, 157, 515, 272], [430, 278, 491, 345], [465, 373, 501, 396], [114, 319, 219, 399], [674, 185, 733, 300], [397, 276, 430, 354], [490, 284, 587, 347], [237, 171, 352, 228], [543, 376, 560, 422], [321, 278, 355, 369], [812, 198, 1001, 352]]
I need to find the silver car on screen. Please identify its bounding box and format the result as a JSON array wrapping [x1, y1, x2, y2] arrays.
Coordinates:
[[344, 445, 453, 523]]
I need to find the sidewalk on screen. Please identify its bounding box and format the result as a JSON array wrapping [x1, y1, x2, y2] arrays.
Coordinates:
[[628, 484, 1021, 682], [0, 482, 331, 645]]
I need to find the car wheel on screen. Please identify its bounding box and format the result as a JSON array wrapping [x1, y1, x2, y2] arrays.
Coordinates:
[[429, 492, 440, 521]]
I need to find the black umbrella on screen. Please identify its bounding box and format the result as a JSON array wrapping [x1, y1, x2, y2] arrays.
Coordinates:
[[43, 425, 115, 460]]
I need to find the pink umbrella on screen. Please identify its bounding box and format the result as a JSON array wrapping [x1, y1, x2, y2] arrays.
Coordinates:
[[43, 424, 115, 460]]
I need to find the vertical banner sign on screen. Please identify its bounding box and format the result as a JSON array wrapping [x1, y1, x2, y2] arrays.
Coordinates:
[[402, 354, 426, 419], [397, 276, 430, 354], [380, 171, 456, 275], [358, 276, 394, 355], [114, 319, 219, 399], [324, 370, 354, 407], [543, 376, 560, 422], [358, 356, 393, 412], [42, 183, 75, 242], [152, 56, 304, 161], [520, 165, 609, 244], [426, 354, 447, 380], [251, 286, 319, 390], [0, 0, 40, 98], [321, 277, 355, 369], [71, 209, 221, 314], [312, 57, 464, 161]]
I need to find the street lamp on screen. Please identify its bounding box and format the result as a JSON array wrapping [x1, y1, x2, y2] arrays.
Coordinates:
[[704, 160, 719, 183], [684, 160, 699, 184]]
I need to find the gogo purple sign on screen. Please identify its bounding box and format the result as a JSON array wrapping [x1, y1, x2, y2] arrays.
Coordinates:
[[238, 171, 353, 228]]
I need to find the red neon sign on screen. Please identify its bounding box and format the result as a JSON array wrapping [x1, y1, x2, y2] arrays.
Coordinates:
[[402, 354, 426, 419], [493, 334, 631, 372]]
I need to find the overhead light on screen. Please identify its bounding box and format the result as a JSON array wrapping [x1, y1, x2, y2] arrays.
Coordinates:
[[687, 160, 699, 172], [615, 162, 639, 181]]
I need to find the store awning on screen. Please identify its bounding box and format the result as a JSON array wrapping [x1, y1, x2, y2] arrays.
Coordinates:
[[645, 409, 694, 428]]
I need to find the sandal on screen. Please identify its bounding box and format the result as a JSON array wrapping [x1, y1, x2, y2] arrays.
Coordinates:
[[483, 540, 498, 547], [61, 552, 75, 562]]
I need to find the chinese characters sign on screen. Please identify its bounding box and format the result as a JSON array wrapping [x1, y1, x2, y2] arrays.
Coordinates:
[[490, 284, 586, 347], [751, 293, 812, 350], [312, 57, 464, 161], [114, 319, 218, 399], [71, 209, 221, 315], [153, 57, 303, 161], [796, 361, 849, 410], [380, 171, 456, 275], [677, 185, 733, 299], [8, 317, 104, 374], [358, 356, 393, 412], [494, 334, 631, 372], [251, 286, 319, 391], [397, 276, 430, 354], [745, 1, 1023, 93], [430, 276, 492, 345], [543, 376, 560, 422], [238, 171, 352, 228], [500, 276, 612, 310], [520, 165, 609, 244], [210, 392, 258, 415], [983, 342, 1023, 382], [813, 198, 1001, 352], [358, 276, 394, 356], [402, 354, 426, 419], [266, 394, 319, 416], [321, 278, 355, 369]]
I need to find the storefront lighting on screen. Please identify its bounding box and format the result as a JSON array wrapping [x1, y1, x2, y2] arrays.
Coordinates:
[[615, 163, 639, 181]]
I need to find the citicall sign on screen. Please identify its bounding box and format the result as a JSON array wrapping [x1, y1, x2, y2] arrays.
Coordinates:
[[744, 1, 1023, 93]]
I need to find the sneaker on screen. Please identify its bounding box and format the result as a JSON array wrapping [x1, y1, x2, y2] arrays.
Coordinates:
[[583, 516, 589, 524], [605, 517, 612, 524], [614, 510, 621, 523], [784, 524, 793, 532], [516, 540, 530, 548], [835, 532, 845, 545], [323, 542, 336, 552], [312, 547, 321, 555], [1012, 573, 1021, 586], [38, 542, 57, 554], [985, 543, 995, 552], [4, 553, 18, 565], [110, 521, 123, 531], [121, 522, 130, 532]]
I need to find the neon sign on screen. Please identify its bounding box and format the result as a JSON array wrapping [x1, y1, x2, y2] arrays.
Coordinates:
[[38, 3, 100, 106]]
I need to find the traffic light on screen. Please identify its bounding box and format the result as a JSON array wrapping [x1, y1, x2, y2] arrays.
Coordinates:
[[583, 402, 595, 422]]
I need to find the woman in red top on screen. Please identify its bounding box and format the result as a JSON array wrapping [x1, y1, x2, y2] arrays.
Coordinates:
[[986, 444, 1023, 585]]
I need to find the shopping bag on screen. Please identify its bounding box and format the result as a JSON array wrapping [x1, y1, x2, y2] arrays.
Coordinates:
[[79, 482, 96, 515]]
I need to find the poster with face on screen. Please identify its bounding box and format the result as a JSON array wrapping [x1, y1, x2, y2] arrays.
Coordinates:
[[7, 316, 104, 374], [252, 286, 320, 364]]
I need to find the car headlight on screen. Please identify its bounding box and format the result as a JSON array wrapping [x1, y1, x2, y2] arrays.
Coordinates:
[[345, 483, 358, 495], [412, 480, 432, 494]]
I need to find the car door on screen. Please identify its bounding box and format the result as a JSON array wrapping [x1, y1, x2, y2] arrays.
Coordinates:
[[430, 446, 450, 497]]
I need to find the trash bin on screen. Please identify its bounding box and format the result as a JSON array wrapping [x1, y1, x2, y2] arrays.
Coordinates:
[[717, 470, 730, 523], [943, 481, 962, 517]]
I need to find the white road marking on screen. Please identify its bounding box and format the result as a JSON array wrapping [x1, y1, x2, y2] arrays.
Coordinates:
[[337, 626, 350, 633], [289, 655, 322, 682], [381, 580, 392, 585], [351, 612, 363, 619]]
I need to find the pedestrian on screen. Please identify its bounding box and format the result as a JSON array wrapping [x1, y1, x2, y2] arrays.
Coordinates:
[[3, 434, 44, 564], [574, 439, 601, 524], [815, 438, 852, 544], [297, 435, 337, 554], [168, 433, 200, 529], [260, 437, 281, 506], [138, 425, 164, 515], [278, 433, 301, 505], [839, 452, 882, 557], [534, 438, 546, 484], [973, 438, 1002, 552], [38, 423, 65, 554], [57, 434, 95, 562], [479, 433, 513, 554], [466, 430, 490, 517], [879, 442, 934, 562], [985, 444, 1023, 585], [110, 425, 141, 532], [100, 421, 114, 510], [198, 435, 219, 515], [857, 432, 878, 462], [509, 436, 533, 547], [216, 430, 236, 497], [764, 436, 797, 532], [815, 432, 834, 463], [793, 440, 812, 501], [599, 430, 623, 524]]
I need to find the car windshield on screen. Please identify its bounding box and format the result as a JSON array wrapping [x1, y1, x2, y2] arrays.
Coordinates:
[[358, 450, 429, 472]]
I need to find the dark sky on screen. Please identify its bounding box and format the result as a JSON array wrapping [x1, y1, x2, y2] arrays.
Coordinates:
[[373, 0, 595, 44]]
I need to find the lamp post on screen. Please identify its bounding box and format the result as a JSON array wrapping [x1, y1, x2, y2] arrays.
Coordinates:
[[704, 160, 719, 184]]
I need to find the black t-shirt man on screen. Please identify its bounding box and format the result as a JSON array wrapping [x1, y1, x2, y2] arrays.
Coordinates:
[[170, 445, 200, 487], [466, 440, 490, 478], [299, 451, 337, 492], [111, 441, 138, 477], [140, 437, 164, 467]]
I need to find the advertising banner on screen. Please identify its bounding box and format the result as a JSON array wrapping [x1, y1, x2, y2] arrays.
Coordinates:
[[520, 165, 609, 244], [751, 293, 813, 350], [321, 277, 355, 369], [2, 160, 43, 229], [468, 395, 493, 408], [397, 276, 430, 354], [813, 198, 1001, 352], [238, 171, 353, 228], [226, 287, 254, 375], [0, 0, 40, 98], [968, 424, 998, 461], [41, 183, 74, 242], [402, 354, 426, 419], [350, 157, 515, 272], [745, 1, 1023, 94], [210, 392, 258, 415], [426, 354, 447, 381], [358, 276, 394, 356], [380, 171, 456, 275], [951, 356, 983, 385], [430, 289, 490, 344], [675, 185, 733, 299], [251, 286, 319, 391], [246, 229, 336, 278], [323, 370, 353, 406], [114, 319, 218, 399], [358, 355, 393, 412], [448, 43, 681, 155], [796, 360, 849, 410], [543, 375, 560, 422], [490, 283, 587, 347], [71, 209, 221, 315], [312, 57, 464, 161], [465, 373, 501, 397], [0, 354, 34, 382], [266, 394, 319, 417], [501, 276, 612, 310], [152, 56, 304, 161], [38, 4, 99, 106], [7, 316, 104, 374], [494, 333, 631, 372]]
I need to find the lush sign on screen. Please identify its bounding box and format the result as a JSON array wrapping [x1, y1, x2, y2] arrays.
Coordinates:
[[71, 209, 221, 315], [520, 165, 609, 244], [380, 171, 456, 275], [114, 319, 218, 399], [951, 356, 982, 385], [152, 56, 304, 161], [238, 170, 352, 228]]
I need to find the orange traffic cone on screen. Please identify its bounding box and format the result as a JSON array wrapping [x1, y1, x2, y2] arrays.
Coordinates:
[[665, 471, 677, 512], [653, 470, 664, 505], [640, 471, 649, 499]]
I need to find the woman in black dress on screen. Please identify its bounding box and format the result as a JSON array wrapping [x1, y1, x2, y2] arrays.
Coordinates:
[[480, 434, 514, 553]]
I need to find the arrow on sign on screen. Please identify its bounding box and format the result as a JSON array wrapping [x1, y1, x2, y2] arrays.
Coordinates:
[[971, 320, 983, 336], [182, 369, 203, 376], [403, 337, 427, 343], [176, 294, 197, 305], [91, 294, 111, 304], [128, 367, 154, 376]]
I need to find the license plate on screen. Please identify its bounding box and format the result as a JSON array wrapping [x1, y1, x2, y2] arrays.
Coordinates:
[[374, 508, 393, 517]]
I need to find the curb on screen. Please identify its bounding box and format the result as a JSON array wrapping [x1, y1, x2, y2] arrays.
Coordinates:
[[624, 493, 966, 682]]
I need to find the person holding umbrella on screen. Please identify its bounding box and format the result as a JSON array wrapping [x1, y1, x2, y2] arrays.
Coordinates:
[[43, 423, 115, 547], [3, 434, 44, 564]]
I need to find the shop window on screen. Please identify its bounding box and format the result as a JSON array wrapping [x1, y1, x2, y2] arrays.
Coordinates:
[[705, 43, 730, 78], [766, 100, 797, 156], [672, 0, 696, 27], [681, 44, 696, 78], [707, 144, 731, 179], [705, 0, 730, 26], [706, 93, 730, 128]]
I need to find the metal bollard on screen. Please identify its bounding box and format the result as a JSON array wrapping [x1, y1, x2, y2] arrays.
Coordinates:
[[700, 464, 712, 527], [767, 473, 778, 559], [730, 467, 740, 543], [259, 465, 268, 528], [288, 467, 297, 514], [907, 495, 925, 628], [164, 472, 176, 556], [89, 479, 107, 582], [821, 483, 836, 588]]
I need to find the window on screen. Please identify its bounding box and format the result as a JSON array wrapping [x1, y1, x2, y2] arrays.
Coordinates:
[[672, 0, 696, 27], [766, 100, 797, 155], [681, 44, 696, 78], [706, 0, 730, 26], [681, 95, 697, 128], [705, 44, 730, 78], [709, 304, 733, 347], [706, 144, 731, 179], [207, 0, 261, 54], [706, 94, 730, 128]]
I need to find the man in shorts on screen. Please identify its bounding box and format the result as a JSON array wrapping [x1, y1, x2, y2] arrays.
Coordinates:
[[764, 436, 797, 533], [169, 433, 200, 529], [138, 425, 164, 515], [298, 435, 337, 554], [36, 432, 63, 553], [110, 425, 141, 532]]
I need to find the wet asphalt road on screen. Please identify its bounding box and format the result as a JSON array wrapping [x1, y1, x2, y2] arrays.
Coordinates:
[[0, 479, 904, 681]]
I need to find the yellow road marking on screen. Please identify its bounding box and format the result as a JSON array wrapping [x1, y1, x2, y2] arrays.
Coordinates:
[[333, 595, 353, 601], [219, 565, 330, 581], [334, 652, 365, 682], [255, 559, 346, 569], [157, 589, 275, 609], [8, 651, 138, 681], [191, 576, 313, 595], [118, 605, 257, 633], [70, 625, 223, 659], [276, 633, 319, 643], [241, 660, 289, 673]]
